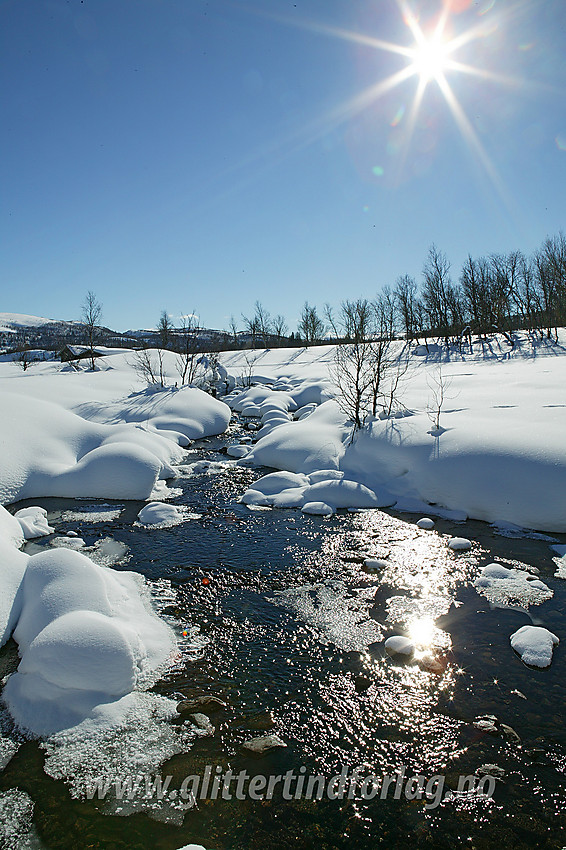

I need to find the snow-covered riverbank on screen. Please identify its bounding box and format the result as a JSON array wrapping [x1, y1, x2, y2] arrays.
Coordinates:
[[220, 332, 566, 533]]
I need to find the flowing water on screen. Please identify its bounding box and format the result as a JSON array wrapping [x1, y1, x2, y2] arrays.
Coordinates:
[[2, 419, 566, 849]]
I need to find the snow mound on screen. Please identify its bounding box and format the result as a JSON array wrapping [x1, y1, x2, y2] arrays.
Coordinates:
[[474, 563, 553, 608], [416, 517, 435, 530], [385, 636, 415, 658], [226, 445, 250, 458], [302, 502, 335, 516], [14, 507, 54, 539], [448, 537, 472, 552], [4, 547, 176, 736], [136, 502, 201, 528], [510, 625, 559, 668], [241, 470, 392, 513]]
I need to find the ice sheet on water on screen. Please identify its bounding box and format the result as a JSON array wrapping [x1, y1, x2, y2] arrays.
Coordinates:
[[490, 522, 559, 543], [60, 504, 125, 523], [552, 545, 566, 579], [270, 581, 383, 652], [0, 789, 44, 849], [474, 563, 553, 608], [42, 691, 195, 824]]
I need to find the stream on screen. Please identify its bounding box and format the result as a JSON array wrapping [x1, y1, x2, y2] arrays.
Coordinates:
[[1, 415, 566, 849]]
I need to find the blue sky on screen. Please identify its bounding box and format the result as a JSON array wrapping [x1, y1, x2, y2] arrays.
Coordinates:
[[1, 0, 565, 332]]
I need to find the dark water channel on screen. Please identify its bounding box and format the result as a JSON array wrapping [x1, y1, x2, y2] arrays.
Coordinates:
[[2, 417, 566, 849]]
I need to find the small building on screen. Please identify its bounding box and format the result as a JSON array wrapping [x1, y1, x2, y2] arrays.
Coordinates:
[[59, 345, 104, 363]]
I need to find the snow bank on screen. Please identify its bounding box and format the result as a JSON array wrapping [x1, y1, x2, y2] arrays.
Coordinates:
[[510, 625, 559, 667], [0, 370, 230, 503], [0, 508, 28, 646]]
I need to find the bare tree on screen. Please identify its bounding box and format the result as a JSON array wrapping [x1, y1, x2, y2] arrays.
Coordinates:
[[427, 365, 452, 433], [272, 314, 289, 344], [368, 294, 394, 416], [298, 302, 326, 345], [175, 313, 201, 385], [394, 275, 418, 343], [131, 347, 159, 386], [14, 344, 32, 371], [331, 299, 374, 431], [228, 315, 239, 346], [81, 291, 102, 370]]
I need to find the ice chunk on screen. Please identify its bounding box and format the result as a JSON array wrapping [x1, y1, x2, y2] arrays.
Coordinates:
[[384, 636, 415, 657]]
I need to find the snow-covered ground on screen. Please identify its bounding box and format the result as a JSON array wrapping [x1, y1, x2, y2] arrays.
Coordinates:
[[0, 350, 231, 504], [220, 332, 566, 533]]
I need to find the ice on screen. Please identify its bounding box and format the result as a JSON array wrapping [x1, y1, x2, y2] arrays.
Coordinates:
[[60, 503, 124, 523], [0, 789, 44, 850], [510, 625, 559, 667], [271, 581, 383, 652], [552, 545, 566, 579], [42, 691, 195, 821], [474, 563, 553, 608]]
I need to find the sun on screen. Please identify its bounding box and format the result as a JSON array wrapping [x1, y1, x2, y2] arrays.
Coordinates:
[[409, 34, 451, 83]]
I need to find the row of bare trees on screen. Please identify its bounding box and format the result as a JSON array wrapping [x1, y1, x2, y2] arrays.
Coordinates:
[[395, 233, 566, 346]]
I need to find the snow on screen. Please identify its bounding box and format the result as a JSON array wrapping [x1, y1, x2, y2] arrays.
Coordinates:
[[220, 334, 566, 532], [2, 543, 177, 736], [510, 625, 559, 668], [302, 501, 335, 516], [448, 537, 472, 552], [474, 563, 553, 608], [417, 517, 435, 529], [136, 502, 201, 528], [13, 507, 54, 539], [0, 352, 230, 504], [384, 636, 415, 658]]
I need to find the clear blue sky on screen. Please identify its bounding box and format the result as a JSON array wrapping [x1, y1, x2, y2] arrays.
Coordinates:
[[1, 0, 565, 332]]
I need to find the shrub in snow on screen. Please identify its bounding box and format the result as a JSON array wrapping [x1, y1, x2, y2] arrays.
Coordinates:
[[510, 625, 559, 667], [302, 502, 335, 516]]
